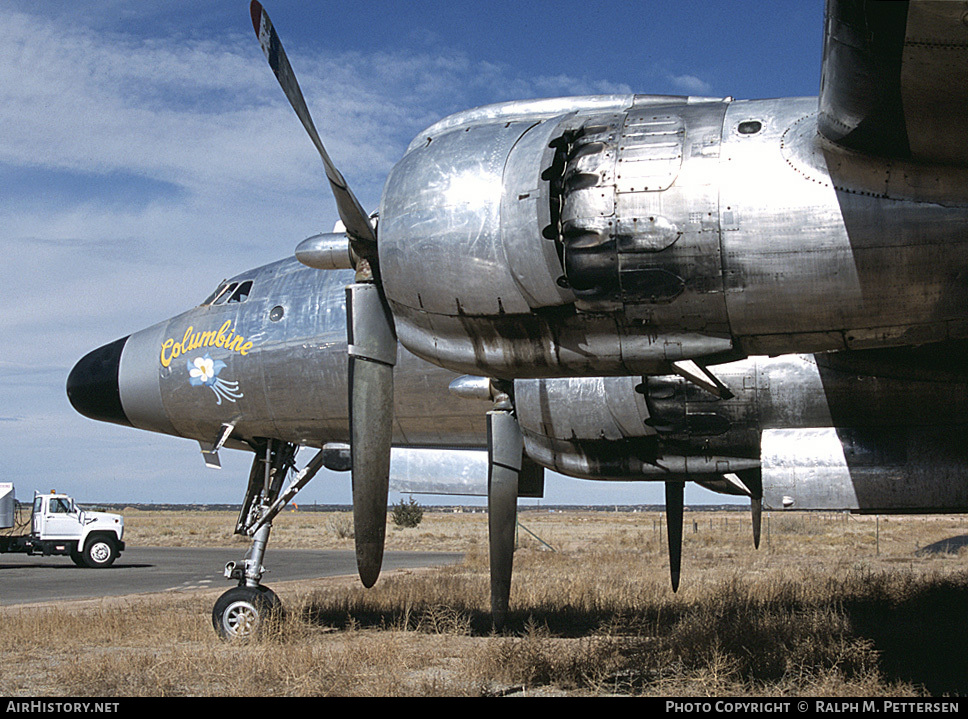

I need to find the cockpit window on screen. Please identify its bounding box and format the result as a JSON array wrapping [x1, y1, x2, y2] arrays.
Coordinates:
[[227, 280, 253, 303], [201, 284, 224, 306], [211, 282, 238, 306], [201, 281, 231, 306], [201, 279, 254, 306]]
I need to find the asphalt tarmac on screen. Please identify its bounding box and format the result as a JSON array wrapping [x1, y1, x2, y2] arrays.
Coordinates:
[[0, 547, 463, 606]]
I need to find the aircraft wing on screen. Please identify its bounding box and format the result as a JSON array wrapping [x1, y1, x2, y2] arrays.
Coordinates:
[[819, 0, 968, 165], [388, 447, 544, 498], [388, 448, 489, 497]]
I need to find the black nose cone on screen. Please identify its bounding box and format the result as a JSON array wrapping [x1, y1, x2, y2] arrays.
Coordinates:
[[67, 336, 132, 427]]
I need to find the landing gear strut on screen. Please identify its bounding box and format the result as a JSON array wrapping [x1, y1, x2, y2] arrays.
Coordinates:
[[212, 438, 325, 639]]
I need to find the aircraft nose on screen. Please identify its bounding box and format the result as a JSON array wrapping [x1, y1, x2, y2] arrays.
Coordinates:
[[66, 336, 133, 427]]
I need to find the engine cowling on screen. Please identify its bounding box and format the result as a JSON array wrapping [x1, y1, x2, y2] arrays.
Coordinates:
[[514, 374, 759, 482], [379, 91, 968, 380], [514, 350, 968, 512], [379, 94, 736, 379]]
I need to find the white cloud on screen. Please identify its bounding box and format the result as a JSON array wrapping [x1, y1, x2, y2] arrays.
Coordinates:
[[667, 73, 713, 95]]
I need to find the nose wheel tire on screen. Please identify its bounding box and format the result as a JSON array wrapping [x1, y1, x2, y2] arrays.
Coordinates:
[[213, 585, 283, 640]]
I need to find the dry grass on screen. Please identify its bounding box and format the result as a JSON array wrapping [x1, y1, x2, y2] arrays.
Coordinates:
[[2, 509, 967, 696], [117, 507, 491, 551]]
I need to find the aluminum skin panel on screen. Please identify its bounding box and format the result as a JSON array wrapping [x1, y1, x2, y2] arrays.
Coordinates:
[[762, 426, 968, 512], [515, 347, 968, 489], [379, 120, 536, 317], [118, 321, 180, 437], [500, 114, 576, 309], [515, 376, 652, 443], [819, 0, 968, 166], [119, 258, 489, 453], [407, 94, 718, 154], [382, 96, 735, 379], [555, 100, 729, 336], [615, 102, 729, 335], [388, 447, 489, 497], [720, 98, 968, 356], [392, 301, 732, 379]]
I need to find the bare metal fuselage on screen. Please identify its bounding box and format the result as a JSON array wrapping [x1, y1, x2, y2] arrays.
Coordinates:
[[116, 261, 489, 450]]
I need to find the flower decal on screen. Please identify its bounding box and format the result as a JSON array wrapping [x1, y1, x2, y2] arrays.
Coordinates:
[[187, 354, 243, 405], [189, 356, 221, 386]]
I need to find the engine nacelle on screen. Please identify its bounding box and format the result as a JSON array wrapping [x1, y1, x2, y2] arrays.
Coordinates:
[[514, 374, 759, 481], [379, 92, 968, 380], [513, 350, 968, 514], [379, 94, 736, 379]]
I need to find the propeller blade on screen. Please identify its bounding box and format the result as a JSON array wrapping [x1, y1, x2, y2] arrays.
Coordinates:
[[665, 481, 684, 592], [347, 283, 397, 587], [740, 468, 764, 549], [487, 400, 522, 631], [249, 1, 377, 255], [751, 496, 762, 550]]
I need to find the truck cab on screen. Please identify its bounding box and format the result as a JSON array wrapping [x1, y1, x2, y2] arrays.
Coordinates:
[[29, 492, 125, 567]]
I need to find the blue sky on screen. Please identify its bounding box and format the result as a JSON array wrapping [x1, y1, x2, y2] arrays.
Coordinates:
[[1, 1, 825, 507]]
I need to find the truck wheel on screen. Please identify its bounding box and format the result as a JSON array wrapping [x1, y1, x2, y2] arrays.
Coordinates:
[[212, 585, 283, 640], [83, 536, 118, 568]]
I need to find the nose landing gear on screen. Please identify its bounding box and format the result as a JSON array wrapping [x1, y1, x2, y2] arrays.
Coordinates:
[[212, 438, 324, 640]]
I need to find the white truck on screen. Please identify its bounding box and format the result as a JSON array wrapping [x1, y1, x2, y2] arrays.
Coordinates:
[[0, 484, 124, 567]]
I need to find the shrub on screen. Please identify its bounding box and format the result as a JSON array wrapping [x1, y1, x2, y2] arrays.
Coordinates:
[[328, 513, 354, 539], [392, 496, 424, 528]]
